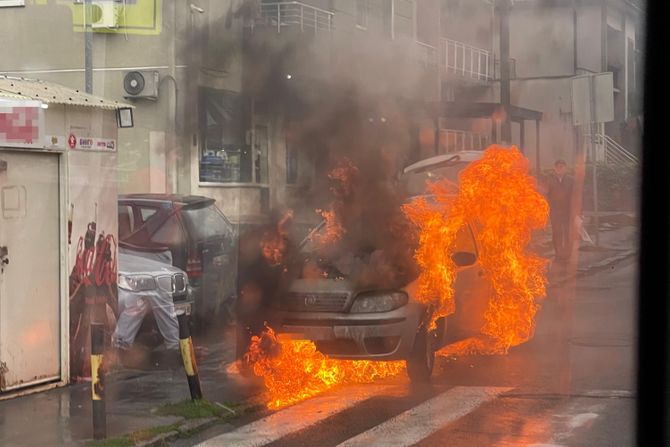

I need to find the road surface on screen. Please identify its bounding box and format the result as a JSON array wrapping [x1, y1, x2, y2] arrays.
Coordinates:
[[174, 254, 637, 447]]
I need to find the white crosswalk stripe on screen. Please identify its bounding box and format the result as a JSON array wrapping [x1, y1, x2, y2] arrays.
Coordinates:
[[194, 384, 397, 447], [335, 386, 512, 447]]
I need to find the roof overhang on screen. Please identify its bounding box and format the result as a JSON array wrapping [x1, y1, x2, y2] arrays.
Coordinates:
[[0, 75, 134, 111]]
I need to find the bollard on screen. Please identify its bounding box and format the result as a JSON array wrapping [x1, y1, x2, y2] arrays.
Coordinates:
[[177, 313, 203, 400], [90, 323, 106, 440]]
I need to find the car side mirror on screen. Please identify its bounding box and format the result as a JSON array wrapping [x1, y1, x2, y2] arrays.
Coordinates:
[[451, 251, 477, 267]]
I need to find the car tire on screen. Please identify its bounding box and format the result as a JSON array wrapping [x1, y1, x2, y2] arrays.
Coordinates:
[[406, 325, 435, 383]]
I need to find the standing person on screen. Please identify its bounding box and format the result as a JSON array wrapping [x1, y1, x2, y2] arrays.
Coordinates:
[[546, 160, 574, 261]]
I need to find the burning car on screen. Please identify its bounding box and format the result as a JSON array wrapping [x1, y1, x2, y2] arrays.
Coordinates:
[[268, 151, 489, 382]]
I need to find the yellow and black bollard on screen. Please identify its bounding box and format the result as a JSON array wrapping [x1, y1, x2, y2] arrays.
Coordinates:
[[90, 323, 106, 440], [177, 313, 203, 400]]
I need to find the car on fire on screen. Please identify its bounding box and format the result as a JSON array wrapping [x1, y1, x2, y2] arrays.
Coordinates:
[[118, 194, 237, 328], [269, 151, 489, 382]]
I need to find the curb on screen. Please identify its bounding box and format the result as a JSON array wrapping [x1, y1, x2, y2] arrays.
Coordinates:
[[136, 417, 220, 447], [549, 249, 637, 287], [576, 249, 637, 276]]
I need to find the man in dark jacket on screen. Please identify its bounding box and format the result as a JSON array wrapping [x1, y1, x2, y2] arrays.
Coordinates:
[[546, 160, 573, 261]]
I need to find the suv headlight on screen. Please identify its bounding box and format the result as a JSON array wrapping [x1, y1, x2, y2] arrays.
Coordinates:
[[118, 274, 156, 292], [350, 291, 408, 313]]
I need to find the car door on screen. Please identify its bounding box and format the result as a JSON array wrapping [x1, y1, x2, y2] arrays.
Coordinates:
[[446, 222, 492, 343]]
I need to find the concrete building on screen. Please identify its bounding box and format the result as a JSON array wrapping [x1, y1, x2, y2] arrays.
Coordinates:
[[0, 0, 643, 226], [504, 0, 644, 166]]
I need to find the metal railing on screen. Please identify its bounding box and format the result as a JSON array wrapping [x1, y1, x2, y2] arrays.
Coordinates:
[[595, 133, 639, 165], [257, 1, 334, 34], [414, 41, 438, 68], [493, 57, 517, 80], [439, 129, 489, 152], [442, 38, 492, 81]]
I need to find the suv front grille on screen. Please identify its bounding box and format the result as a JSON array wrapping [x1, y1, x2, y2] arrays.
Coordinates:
[[173, 274, 187, 293], [283, 292, 349, 312]]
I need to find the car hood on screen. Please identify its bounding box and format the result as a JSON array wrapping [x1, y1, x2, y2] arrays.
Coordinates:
[[288, 277, 419, 298], [118, 252, 185, 277]]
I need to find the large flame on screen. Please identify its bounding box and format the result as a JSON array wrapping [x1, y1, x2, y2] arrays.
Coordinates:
[[260, 209, 294, 266], [245, 326, 404, 409], [312, 158, 358, 248], [403, 145, 549, 354]]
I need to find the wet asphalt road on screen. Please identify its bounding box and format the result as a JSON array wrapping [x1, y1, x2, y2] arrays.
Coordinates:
[[176, 254, 637, 447]]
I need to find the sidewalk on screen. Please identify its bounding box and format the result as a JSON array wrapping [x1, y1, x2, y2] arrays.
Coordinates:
[[530, 212, 638, 285], [0, 329, 266, 446], [0, 217, 639, 446]]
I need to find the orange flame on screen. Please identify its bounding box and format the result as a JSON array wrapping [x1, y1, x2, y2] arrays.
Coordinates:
[[260, 209, 294, 266], [312, 158, 359, 248], [403, 145, 549, 354], [245, 326, 404, 409]]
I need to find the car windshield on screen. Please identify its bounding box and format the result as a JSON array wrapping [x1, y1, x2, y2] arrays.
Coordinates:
[[181, 205, 233, 241]]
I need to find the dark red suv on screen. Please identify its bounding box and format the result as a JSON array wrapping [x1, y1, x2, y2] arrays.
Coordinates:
[[118, 194, 237, 327]]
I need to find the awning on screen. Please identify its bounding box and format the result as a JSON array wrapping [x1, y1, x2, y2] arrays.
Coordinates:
[[0, 75, 133, 110]]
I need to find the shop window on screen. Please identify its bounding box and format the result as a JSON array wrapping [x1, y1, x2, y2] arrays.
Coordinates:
[[254, 125, 269, 184], [199, 88, 264, 184]]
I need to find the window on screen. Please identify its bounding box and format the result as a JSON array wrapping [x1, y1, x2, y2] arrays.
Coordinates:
[[355, 0, 368, 29], [118, 205, 135, 238], [150, 215, 184, 246], [254, 125, 269, 184], [139, 206, 158, 223], [286, 141, 298, 185], [182, 205, 233, 241], [199, 88, 258, 184]]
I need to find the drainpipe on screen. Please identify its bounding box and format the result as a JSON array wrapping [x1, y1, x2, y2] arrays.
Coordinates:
[[573, 0, 578, 75], [84, 0, 93, 93], [497, 0, 512, 144]]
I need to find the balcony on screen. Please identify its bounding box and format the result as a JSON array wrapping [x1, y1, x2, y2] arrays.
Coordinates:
[[414, 41, 439, 68], [441, 38, 492, 81], [253, 1, 335, 34]]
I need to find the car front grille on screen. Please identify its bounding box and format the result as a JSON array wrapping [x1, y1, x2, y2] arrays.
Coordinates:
[[283, 292, 349, 312], [173, 274, 187, 293], [157, 273, 188, 296]]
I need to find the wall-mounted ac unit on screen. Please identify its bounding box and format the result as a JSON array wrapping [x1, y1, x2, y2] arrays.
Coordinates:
[[91, 2, 120, 29], [123, 71, 159, 100]]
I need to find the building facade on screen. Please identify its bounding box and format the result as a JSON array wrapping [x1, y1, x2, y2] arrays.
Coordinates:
[[0, 0, 644, 225]]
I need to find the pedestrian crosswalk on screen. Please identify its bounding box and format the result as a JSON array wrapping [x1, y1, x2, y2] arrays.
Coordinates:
[[196, 384, 395, 447], [335, 386, 511, 447], [193, 384, 627, 447]]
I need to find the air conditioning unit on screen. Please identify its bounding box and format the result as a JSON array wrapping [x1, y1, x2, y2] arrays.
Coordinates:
[[91, 2, 121, 29], [122, 71, 159, 100]]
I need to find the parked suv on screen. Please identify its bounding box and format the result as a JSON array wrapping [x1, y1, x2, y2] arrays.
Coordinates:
[[269, 151, 490, 382], [118, 194, 237, 327]]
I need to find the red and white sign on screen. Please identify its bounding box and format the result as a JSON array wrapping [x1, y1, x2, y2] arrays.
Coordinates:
[[68, 135, 117, 153], [0, 100, 44, 148]]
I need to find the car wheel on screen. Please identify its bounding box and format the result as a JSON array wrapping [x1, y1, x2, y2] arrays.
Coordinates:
[[406, 325, 435, 383]]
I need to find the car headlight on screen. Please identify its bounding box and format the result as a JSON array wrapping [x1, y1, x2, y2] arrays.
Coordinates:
[[118, 274, 156, 292], [350, 291, 408, 313]]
